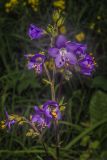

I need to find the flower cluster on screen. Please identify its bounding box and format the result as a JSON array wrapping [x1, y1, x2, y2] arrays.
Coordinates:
[[5, 0, 18, 12], [48, 35, 96, 76], [31, 100, 61, 131], [4, 0, 39, 13], [24, 53, 46, 74], [26, 24, 96, 76]]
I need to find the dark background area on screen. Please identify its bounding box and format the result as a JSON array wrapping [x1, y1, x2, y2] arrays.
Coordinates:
[[0, 0, 107, 159]]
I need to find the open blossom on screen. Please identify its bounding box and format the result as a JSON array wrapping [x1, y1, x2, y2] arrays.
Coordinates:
[[48, 35, 96, 76], [79, 54, 96, 76], [48, 35, 77, 68], [31, 100, 61, 130], [32, 106, 51, 129], [43, 100, 61, 120], [25, 53, 46, 74], [28, 24, 44, 40]]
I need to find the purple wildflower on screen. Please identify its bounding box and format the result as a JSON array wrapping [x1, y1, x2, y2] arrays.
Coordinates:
[[79, 54, 95, 76], [48, 35, 87, 68], [32, 106, 51, 129], [31, 100, 61, 130], [25, 53, 46, 74], [43, 100, 61, 120], [28, 24, 44, 40], [5, 111, 15, 130]]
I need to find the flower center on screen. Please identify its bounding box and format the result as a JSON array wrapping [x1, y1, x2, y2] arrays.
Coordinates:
[[51, 111, 57, 119], [59, 48, 67, 57], [36, 57, 43, 63]]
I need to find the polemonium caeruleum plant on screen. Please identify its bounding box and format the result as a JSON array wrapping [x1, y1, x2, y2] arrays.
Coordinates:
[[0, 10, 96, 160]]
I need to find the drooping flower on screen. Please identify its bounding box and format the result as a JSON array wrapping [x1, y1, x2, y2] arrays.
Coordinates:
[[79, 54, 96, 76], [28, 24, 44, 40], [43, 100, 61, 120], [25, 53, 46, 74], [48, 35, 77, 68]]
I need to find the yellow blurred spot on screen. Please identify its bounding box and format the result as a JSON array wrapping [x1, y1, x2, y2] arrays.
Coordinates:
[[59, 25, 66, 34], [53, 0, 65, 10], [51, 111, 57, 118], [28, 0, 39, 12], [1, 125, 6, 129], [90, 23, 95, 30], [97, 28, 101, 33], [75, 32, 85, 42], [97, 16, 101, 20]]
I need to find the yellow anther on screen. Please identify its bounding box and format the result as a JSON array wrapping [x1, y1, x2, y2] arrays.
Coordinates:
[[51, 111, 57, 118]]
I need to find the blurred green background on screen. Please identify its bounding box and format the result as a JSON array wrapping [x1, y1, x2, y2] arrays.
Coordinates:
[[0, 0, 107, 159]]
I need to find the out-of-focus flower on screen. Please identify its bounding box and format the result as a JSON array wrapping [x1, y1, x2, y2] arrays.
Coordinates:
[[75, 32, 85, 42], [97, 28, 101, 33], [5, 0, 18, 12], [43, 100, 61, 120], [28, 24, 45, 40], [28, 0, 39, 12], [0, 111, 15, 130], [48, 35, 77, 68], [53, 0, 65, 10], [79, 54, 96, 76], [25, 53, 46, 74]]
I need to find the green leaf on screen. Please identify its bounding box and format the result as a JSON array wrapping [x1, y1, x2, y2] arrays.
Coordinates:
[[89, 91, 107, 124], [91, 76, 107, 91]]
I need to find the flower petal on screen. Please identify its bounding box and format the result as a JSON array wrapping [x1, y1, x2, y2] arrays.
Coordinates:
[[66, 52, 77, 64], [66, 42, 87, 55], [55, 54, 65, 68], [28, 24, 44, 40], [48, 48, 59, 58], [27, 62, 34, 70], [56, 35, 67, 48]]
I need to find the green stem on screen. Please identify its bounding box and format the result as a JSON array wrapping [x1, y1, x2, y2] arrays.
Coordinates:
[[55, 120, 60, 160], [27, 120, 48, 157]]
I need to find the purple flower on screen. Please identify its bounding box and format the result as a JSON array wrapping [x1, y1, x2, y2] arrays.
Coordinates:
[[5, 111, 15, 130], [43, 100, 61, 120], [25, 53, 46, 74], [32, 106, 51, 129], [79, 54, 95, 76], [31, 100, 61, 130], [48, 35, 77, 68], [28, 24, 44, 40], [48, 35, 87, 68], [66, 42, 87, 57]]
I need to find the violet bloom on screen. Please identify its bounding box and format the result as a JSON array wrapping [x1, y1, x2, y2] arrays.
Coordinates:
[[79, 54, 95, 76], [28, 24, 44, 40], [25, 53, 46, 74], [5, 111, 15, 130], [32, 106, 51, 129], [48, 35, 87, 68], [66, 42, 87, 58], [43, 100, 61, 120]]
